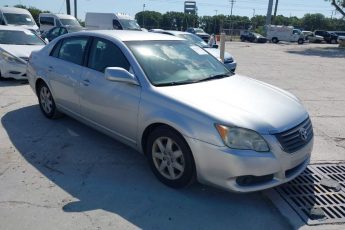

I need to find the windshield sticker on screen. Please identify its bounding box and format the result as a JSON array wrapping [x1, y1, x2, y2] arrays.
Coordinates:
[[190, 45, 208, 55], [26, 18, 32, 21], [23, 30, 34, 35]]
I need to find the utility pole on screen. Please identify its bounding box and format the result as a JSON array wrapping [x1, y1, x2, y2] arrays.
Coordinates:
[[66, 0, 71, 15], [273, 0, 279, 24], [214, 10, 218, 33], [74, 0, 77, 19], [142, 3, 146, 28], [253, 9, 255, 18], [265, 0, 273, 26], [229, 0, 235, 40]]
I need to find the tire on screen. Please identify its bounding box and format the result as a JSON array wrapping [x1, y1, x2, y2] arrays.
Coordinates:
[[272, 37, 278, 43], [146, 126, 195, 188], [240, 37, 245, 42], [37, 82, 61, 119], [298, 38, 304, 45], [330, 39, 337, 44]]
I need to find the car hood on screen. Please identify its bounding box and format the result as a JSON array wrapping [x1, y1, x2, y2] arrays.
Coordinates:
[[204, 48, 234, 61], [0, 44, 44, 59], [155, 75, 308, 134]]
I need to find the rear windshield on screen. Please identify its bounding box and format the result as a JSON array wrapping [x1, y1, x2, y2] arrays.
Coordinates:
[[3, 13, 35, 25], [119, 19, 141, 30], [0, 30, 45, 45], [60, 18, 80, 26]]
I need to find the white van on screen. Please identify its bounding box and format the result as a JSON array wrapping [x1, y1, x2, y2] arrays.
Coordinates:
[[85, 12, 141, 30], [39, 13, 81, 33], [0, 7, 39, 34], [266, 25, 304, 44]]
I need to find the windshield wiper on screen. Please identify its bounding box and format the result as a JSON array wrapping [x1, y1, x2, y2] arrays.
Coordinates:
[[155, 80, 197, 87], [196, 73, 232, 83]]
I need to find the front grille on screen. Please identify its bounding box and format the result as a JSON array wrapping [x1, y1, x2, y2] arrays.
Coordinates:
[[224, 58, 234, 64], [275, 118, 313, 153]]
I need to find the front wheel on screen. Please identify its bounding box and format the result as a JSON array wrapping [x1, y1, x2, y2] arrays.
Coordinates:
[[272, 37, 279, 43], [37, 82, 61, 119], [298, 38, 304, 44], [147, 127, 195, 188], [330, 39, 337, 44]]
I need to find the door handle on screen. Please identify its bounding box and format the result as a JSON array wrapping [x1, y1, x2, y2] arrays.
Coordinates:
[[82, 79, 90, 86]]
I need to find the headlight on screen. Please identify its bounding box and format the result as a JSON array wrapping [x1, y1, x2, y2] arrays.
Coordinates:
[[215, 124, 270, 152], [0, 50, 26, 65]]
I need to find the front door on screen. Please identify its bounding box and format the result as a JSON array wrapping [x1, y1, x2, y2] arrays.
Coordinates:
[[79, 37, 141, 143]]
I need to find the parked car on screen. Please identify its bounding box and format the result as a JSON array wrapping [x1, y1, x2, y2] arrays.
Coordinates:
[[27, 30, 313, 193], [240, 31, 267, 43], [41, 26, 84, 42], [150, 29, 237, 72], [39, 13, 81, 33], [314, 30, 338, 44], [0, 26, 45, 80], [302, 31, 324, 43], [328, 31, 345, 37], [186, 27, 210, 42], [85, 12, 141, 31], [266, 25, 304, 44], [0, 7, 40, 35]]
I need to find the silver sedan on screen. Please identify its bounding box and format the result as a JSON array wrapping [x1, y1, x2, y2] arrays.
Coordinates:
[[27, 30, 313, 192]]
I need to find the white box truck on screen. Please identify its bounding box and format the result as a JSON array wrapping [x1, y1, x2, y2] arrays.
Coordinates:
[[266, 25, 304, 44], [0, 7, 40, 34], [39, 13, 81, 33], [85, 12, 141, 31]]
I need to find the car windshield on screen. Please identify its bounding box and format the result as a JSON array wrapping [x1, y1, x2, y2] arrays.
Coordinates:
[[176, 34, 209, 48], [0, 30, 45, 45], [194, 28, 205, 33], [59, 18, 80, 26], [126, 40, 231, 86], [3, 13, 35, 25], [119, 19, 141, 30], [67, 26, 84, 33]]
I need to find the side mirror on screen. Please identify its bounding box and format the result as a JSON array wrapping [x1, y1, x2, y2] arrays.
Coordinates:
[[44, 38, 49, 43], [212, 44, 219, 49], [105, 67, 139, 85]]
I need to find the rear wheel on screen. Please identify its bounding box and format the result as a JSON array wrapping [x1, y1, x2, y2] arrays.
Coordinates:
[[298, 38, 304, 44], [240, 37, 245, 42], [272, 37, 279, 43], [37, 82, 61, 119], [146, 127, 195, 188], [0, 71, 4, 81], [331, 38, 337, 44]]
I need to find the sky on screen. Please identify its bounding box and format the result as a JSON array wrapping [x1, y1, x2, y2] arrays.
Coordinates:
[[1, 0, 341, 20]]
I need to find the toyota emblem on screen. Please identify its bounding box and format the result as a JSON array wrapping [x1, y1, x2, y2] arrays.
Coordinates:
[[299, 128, 308, 141]]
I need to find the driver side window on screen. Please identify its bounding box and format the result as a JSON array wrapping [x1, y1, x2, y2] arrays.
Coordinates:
[[87, 38, 130, 73]]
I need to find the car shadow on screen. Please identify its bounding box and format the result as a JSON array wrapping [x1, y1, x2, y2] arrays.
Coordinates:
[[286, 47, 345, 58], [0, 78, 28, 87], [1, 105, 292, 229]]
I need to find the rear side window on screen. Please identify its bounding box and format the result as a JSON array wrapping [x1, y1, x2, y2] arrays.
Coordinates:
[[87, 38, 130, 72], [40, 17, 54, 26], [51, 37, 88, 65]]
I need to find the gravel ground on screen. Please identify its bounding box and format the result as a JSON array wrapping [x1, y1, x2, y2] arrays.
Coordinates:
[[0, 42, 344, 230]]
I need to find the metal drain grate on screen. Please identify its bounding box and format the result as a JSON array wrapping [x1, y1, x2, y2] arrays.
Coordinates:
[[275, 163, 345, 225]]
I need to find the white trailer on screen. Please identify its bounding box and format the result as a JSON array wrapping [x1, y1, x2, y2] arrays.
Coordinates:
[[266, 25, 304, 44], [85, 13, 141, 31]]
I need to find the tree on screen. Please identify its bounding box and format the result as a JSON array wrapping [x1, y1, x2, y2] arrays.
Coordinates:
[[135, 11, 163, 29], [302, 13, 327, 31], [327, 0, 345, 17]]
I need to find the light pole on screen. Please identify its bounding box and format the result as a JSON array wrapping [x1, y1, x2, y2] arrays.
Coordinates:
[[142, 3, 146, 28], [214, 10, 218, 33]]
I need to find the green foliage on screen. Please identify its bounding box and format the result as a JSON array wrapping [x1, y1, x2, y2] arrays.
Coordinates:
[[135, 11, 162, 29], [13, 4, 50, 25]]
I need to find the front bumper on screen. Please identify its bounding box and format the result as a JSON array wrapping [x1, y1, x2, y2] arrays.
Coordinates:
[[185, 134, 313, 193], [0, 62, 27, 80]]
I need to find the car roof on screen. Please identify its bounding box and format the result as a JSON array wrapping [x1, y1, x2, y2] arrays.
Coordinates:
[[165, 30, 191, 35], [0, 7, 30, 14], [73, 30, 184, 41], [0, 25, 31, 32], [39, 13, 76, 19]]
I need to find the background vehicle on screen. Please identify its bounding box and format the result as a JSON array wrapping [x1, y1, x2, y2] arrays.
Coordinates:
[[302, 31, 324, 43], [150, 29, 237, 72], [41, 26, 84, 42], [39, 13, 81, 33], [0, 26, 45, 80], [314, 30, 338, 44], [27, 30, 313, 193], [240, 31, 267, 43], [186, 27, 210, 42], [0, 7, 40, 34], [85, 12, 141, 31], [266, 25, 304, 44]]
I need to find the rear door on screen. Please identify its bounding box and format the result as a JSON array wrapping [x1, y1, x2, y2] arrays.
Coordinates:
[[79, 37, 141, 143], [48, 36, 90, 114]]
